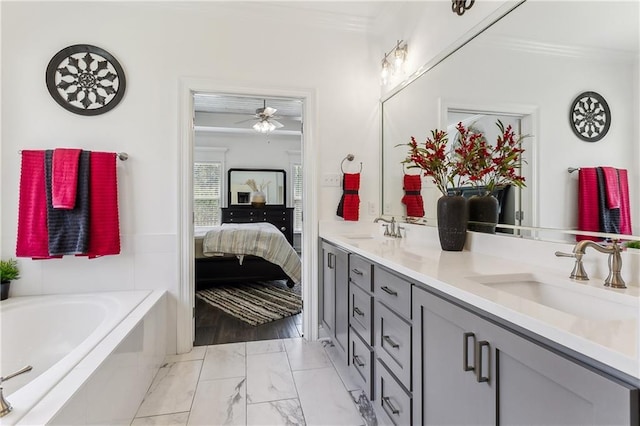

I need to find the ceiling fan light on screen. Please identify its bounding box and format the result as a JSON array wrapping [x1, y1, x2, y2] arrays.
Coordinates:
[[253, 120, 276, 133]]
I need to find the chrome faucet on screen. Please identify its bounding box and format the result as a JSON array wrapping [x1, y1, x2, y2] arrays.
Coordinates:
[[373, 216, 403, 238], [0, 365, 33, 417], [555, 239, 626, 289]]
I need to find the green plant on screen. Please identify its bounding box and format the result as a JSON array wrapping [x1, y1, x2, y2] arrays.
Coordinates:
[[0, 259, 20, 282], [625, 241, 640, 249]]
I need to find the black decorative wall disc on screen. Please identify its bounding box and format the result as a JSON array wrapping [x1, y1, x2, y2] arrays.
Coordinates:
[[569, 91, 611, 142], [46, 44, 126, 116]]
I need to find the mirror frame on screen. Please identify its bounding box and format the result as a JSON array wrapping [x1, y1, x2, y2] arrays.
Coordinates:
[[227, 168, 287, 207]]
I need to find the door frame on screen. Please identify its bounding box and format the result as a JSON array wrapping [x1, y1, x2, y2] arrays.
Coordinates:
[[177, 78, 319, 353]]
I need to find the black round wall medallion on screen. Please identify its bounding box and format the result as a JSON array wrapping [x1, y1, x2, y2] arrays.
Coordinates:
[[45, 44, 126, 116], [569, 91, 611, 142]]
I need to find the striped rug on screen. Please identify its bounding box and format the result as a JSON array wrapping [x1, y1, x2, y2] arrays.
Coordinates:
[[196, 282, 302, 326]]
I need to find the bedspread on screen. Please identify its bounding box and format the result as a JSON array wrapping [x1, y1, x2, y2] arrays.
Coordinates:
[[202, 222, 301, 284]]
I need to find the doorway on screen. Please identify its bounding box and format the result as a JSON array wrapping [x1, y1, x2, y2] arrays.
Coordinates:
[[192, 93, 304, 345], [177, 79, 319, 354]]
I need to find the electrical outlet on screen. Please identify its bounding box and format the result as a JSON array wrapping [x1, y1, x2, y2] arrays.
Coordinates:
[[368, 201, 377, 215], [322, 173, 342, 187]]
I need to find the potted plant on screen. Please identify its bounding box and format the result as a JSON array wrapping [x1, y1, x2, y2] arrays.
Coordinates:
[[454, 120, 527, 233], [398, 129, 471, 251], [1, 258, 20, 301]]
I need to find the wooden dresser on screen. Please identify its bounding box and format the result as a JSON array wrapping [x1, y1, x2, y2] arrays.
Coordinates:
[[221, 206, 294, 245]]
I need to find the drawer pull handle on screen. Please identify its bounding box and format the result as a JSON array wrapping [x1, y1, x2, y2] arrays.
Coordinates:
[[383, 335, 399, 349], [475, 340, 491, 383], [352, 268, 364, 276], [463, 332, 476, 372], [382, 397, 400, 415], [380, 286, 398, 296], [281, 226, 286, 231], [352, 355, 365, 367], [353, 307, 365, 316]]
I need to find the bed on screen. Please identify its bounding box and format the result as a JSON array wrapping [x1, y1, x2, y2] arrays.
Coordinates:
[[194, 168, 300, 290]]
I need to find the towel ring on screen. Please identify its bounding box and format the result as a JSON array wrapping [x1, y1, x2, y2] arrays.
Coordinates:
[[341, 154, 362, 173]]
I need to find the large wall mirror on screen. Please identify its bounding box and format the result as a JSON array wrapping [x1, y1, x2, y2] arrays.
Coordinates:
[[382, 0, 639, 241]]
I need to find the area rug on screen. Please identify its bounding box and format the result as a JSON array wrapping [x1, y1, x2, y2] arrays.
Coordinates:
[[196, 281, 302, 326]]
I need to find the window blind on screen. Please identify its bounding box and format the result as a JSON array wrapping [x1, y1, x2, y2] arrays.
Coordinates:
[[194, 162, 222, 227]]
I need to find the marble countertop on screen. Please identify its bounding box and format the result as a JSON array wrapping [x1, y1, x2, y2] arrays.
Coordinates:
[[320, 227, 640, 383]]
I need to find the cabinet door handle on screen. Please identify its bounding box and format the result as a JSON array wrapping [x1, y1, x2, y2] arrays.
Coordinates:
[[380, 286, 398, 296], [463, 332, 476, 372], [328, 252, 334, 269], [475, 340, 491, 383], [352, 268, 364, 276], [353, 306, 365, 316], [352, 355, 365, 367], [382, 396, 400, 415], [383, 335, 400, 349]]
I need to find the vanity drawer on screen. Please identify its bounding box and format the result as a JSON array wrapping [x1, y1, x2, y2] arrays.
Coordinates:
[[350, 329, 373, 399], [374, 266, 412, 319], [376, 358, 412, 426], [350, 283, 373, 345], [349, 254, 373, 292], [375, 301, 412, 390]]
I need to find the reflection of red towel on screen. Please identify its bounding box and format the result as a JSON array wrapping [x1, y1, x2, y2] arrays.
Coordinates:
[[52, 148, 82, 209], [577, 168, 600, 242], [401, 174, 424, 217], [618, 169, 632, 235], [86, 152, 121, 257], [336, 173, 360, 221], [16, 150, 52, 258], [601, 167, 620, 209]]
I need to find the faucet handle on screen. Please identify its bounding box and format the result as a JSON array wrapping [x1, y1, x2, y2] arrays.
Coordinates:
[[396, 226, 405, 238], [554, 251, 575, 258], [555, 251, 588, 280], [382, 224, 390, 236]]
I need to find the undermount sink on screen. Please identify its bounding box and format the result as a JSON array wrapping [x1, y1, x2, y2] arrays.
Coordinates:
[[343, 234, 379, 240], [469, 273, 638, 322]]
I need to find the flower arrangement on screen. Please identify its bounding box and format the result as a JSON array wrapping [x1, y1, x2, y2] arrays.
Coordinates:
[[398, 129, 469, 197], [398, 120, 527, 197], [454, 120, 527, 193]]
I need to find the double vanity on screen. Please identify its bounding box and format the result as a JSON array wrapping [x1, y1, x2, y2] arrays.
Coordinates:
[[319, 222, 639, 425]]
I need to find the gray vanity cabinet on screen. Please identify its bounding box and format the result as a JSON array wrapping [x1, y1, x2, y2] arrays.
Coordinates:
[[320, 241, 349, 360], [413, 286, 639, 426]]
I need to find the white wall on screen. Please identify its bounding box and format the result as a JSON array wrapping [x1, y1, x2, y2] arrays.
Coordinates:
[[0, 1, 380, 353]]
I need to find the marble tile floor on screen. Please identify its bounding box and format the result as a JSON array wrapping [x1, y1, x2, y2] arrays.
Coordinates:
[[131, 337, 380, 426]]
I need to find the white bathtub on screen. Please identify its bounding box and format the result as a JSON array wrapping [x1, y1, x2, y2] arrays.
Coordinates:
[[0, 290, 167, 425]]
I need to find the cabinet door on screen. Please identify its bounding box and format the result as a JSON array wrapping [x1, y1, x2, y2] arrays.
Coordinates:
[[321, 244, 335, 334], [334, 247, 349, 356], [412, 287, 495, 426], [483, 319, 639, 426]]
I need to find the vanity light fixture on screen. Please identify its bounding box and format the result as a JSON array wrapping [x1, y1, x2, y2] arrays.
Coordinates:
[[380, 40, 408, 85], [452, 0, 475, 15]]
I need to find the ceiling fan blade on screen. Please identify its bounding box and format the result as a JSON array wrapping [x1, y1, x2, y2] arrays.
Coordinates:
[[271, 119, 284, 128], [263, 107, 277, 116], [235, 117, 258, 124]]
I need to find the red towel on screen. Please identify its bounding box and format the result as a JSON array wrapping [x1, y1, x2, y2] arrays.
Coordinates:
[[86, 152, 121, 258], [601, 167, 620, 209], [618, 169, 632, 235], [401, 174, 425, 217], [577, 168, 600, 242], [16, 150, 52, 258], [52, 148, 82, 209], [336, 173, 360, 221]]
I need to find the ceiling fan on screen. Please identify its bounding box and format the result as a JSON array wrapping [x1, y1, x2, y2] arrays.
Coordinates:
[[238, 100, 284, 133]]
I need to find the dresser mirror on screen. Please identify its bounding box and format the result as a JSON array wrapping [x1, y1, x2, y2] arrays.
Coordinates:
[[381, 0, 639, 240], [228, 168, 286, 206]]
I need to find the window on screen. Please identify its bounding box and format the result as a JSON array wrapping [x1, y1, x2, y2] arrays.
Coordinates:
[[293, 163, 303, 232], [193, 162, 222, 227]]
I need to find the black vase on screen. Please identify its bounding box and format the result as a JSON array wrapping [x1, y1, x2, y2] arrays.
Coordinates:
[[437, 195, 468, 251], [468, 194, 499, 234], [1, 280, 10, 301]]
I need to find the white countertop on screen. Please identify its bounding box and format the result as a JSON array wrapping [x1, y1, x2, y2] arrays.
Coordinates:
[[320, 224, 640, 383]]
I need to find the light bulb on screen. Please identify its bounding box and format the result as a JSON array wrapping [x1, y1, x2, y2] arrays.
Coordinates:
[[394, 44, 406, 74], [253, 121, 276, 133], [381, 58, 391, 85]]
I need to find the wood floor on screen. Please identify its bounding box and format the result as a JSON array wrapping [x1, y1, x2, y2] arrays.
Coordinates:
[[194, 286, 303, 346]]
